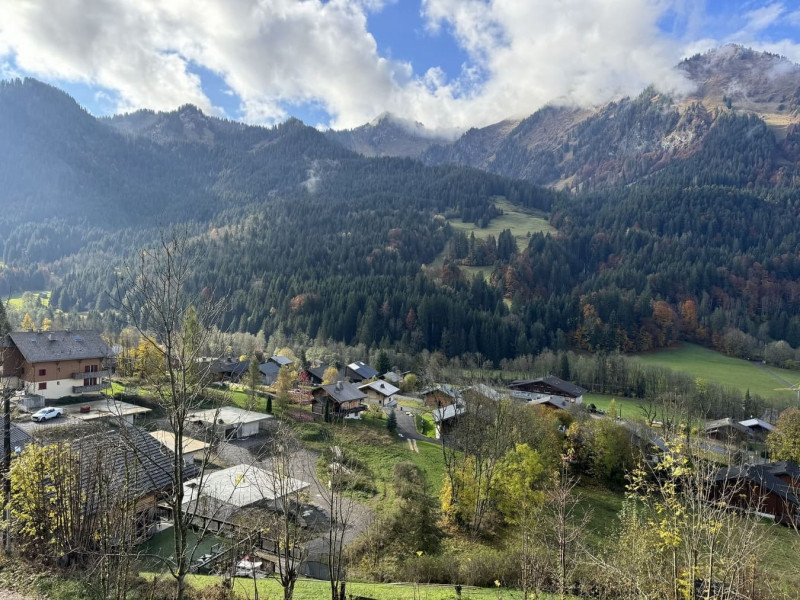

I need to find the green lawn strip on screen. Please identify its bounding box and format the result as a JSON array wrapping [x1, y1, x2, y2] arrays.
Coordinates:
[[582, 393, 642, 420], [448, 197, 555, 246], [417, 413, 437, 437], [633, 343, 799, 404], [169, 573, 555, 600]]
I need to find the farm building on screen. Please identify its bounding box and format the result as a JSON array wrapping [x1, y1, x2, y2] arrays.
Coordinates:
[[508, 375, 586, 404]]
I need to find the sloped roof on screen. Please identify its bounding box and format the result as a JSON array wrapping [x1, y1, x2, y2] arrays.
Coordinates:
[[528, 395, 571, 411], [739, 418, 775, 432], [269, 355, 293, 366], [358, 379, 399, 397], [433, 403, 465, 423], [713, 463, 800, 507], [321, 381, 366, 404], [183, 463, 309, 508], [508, 375, 587, 397], [346, 361, 378, 379], [210, 358, 249, 377], [0, 416, 32, 461], [383, 371, 403, 384], [420, 384, 460, 399], [705, 418, 753, 436], [259, 362, 280, 376], [7, 330, 111, 363]]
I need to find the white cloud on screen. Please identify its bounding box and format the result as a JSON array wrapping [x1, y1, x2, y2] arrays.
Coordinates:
[[0, 0, 699, 130]]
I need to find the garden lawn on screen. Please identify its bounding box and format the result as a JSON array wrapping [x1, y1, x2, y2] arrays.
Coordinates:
[[633, 343, 800, 404], [171, 574, 566, 599]]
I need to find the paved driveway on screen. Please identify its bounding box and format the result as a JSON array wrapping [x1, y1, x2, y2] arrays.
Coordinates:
[[387, 407, 440, 445]]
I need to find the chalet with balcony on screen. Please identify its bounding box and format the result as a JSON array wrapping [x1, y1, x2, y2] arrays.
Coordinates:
[[507, 375, 586, 405], [311, 381, 366, 420], [358, 379, 399, 406], [1, 330, 112, 400]]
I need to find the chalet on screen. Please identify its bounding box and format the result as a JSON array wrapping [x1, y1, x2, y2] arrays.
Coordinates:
[[268, 355, 294, 368], [259, 361, 281, 386], [432, 402, 465, 439], [149, 430, 211, 466], [208, 357, 249, 383], [712, 461, 800, 526], [80, 425, 192, 540], [302, 365, 328, 385], [738, 418, 775, 440], [311, 381, 366, 419], [358, 379, 399, 406], [345, 361, 378, 382], [1, 330, 112, 400], [420, 384, 461, 407], [508, 375, 586, 404], [705, 418, 753, 443], [462, 383, 501, 402], [187, 406, 273, 439]]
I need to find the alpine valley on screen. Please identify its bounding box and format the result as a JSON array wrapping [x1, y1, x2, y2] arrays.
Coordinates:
[[2, 44, 800, 364]]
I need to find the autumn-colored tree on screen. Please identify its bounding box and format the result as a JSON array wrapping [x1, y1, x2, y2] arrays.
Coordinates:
[[766, 407, 800, 463], [40, 317, 52, 331], [322, 366, 339, 385], [20, 313, 35, 332]]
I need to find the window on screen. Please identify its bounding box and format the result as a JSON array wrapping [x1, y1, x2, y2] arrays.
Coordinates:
[[38, 368, 46, 376], [38, 382, 47, 390]]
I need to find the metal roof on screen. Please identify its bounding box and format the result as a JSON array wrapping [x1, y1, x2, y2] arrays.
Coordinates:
[[149, 430, 210, 455], [358, 379, 399, 397], [433, 403, 465, 423], [183, 463, 310, 508], [346, 361, 378, 379], [188, 406, 273, 426], [739, 418, 775, 432], [7, 330, 111, 363], [508, 375, 587, 397], [321, 381, 366, 404], [269, 355, 294, 366]]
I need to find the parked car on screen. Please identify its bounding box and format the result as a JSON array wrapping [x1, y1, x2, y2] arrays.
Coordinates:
[[31, 407, 63, 422]]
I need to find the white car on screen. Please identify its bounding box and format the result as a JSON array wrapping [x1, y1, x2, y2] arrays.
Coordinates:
[[31, 407, 63, 422]]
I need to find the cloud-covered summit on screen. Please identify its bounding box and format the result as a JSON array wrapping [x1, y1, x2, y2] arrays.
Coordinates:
[[1, 0, 799, 130]]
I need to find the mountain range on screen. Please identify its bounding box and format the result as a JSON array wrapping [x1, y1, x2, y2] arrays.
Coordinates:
[[1, 44, 799, 363], [330, 45, 800, 191]]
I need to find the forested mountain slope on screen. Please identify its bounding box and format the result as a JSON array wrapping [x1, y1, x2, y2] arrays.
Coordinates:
[[3, 51, 800, 364]]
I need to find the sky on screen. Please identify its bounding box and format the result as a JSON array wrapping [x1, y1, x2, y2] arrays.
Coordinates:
[[0, 0, 799, 131]]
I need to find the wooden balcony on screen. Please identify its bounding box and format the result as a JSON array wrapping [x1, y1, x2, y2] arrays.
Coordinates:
[[72, 369, 113, 379]]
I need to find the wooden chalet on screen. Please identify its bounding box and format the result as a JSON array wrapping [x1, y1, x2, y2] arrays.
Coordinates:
[[705, 418, 753, 443], [420, 384, 461, 407], [311, 381, 366, 419], [1, 330, 112, 399], [507, 375, 586, 404], [712, 461, 800, 526]]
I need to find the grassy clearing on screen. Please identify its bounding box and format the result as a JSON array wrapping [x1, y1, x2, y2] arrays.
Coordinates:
[[7, 290, 51, 309], [448, 197, 555, 245], [417, 412, 437, 437], [426, 198, 554, 278], [582, 393, 643, 419], [633, 343, 800, 403]]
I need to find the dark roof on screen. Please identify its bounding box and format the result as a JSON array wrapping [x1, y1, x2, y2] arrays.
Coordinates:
[[767, 461, 800, 480], [269, 355, 293, 366], [346, 361, 378, 379], [358, 379, 400, 397], [508, 375, 587, 397], [75, 425, 192, 504], [713, 463, 800, 507], [320, 381, 366, 404], [210, 358, 249, 377], [0, 416, 32, 461], [259, 362, 280, 376], [7, 330, 111, 363], [705, 418, 753, 437], [307, 366, 328, 381], [420, 384, 460, 399]]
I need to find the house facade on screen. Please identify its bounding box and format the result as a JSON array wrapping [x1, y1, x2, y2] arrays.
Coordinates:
[[1, 330, 112, 400], [311, 381, 366, 419], [358, 379, 399, 405]]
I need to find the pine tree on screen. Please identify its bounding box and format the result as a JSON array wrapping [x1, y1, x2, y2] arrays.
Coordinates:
[[0, 303, 10, 336], [266, 396, 273, 414], [376, 350, 391, 376], [386, 408, 397, 432]]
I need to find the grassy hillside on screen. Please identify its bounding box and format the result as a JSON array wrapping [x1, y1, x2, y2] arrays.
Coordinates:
[[633, 343, 800, 404]]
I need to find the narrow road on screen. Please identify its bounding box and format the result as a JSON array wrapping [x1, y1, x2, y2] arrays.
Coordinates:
[[386, 407, 440, 445], [753, 360, 799, 390]]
